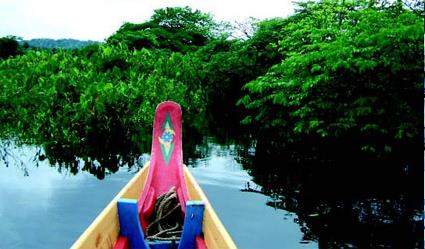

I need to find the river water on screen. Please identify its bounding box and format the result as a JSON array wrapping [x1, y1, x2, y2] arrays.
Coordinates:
[[0, 140, 317, 249]]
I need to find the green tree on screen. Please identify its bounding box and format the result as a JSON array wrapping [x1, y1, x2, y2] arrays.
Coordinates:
[[239, 0, 423, 158], [0, 42, 205, 178], [108, 7, 226, 52], [193, 17, 291, 134], [0, 36, 24, 59]]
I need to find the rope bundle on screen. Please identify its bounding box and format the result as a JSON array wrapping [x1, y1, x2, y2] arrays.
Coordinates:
[[146, 187, 183, 241]]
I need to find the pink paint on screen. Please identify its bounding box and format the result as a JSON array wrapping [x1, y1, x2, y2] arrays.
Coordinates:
[[195, 235, 208, 249], [114, 236, 129, 249], [138, 101, 189, 230]]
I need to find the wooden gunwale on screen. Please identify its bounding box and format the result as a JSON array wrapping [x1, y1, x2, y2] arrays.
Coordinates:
[[71, 163, 150, 249], [71, 163, 237, 249]]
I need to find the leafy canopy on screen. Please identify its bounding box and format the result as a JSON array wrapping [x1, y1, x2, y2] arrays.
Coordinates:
[[239, 0, 423, 156], [107, 6, 226, 52]]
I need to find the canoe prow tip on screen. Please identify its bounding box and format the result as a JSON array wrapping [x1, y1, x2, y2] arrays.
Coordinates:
[[155, 101, 182, 112]]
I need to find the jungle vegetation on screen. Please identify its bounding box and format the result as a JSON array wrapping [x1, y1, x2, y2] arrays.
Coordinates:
[[0, 1, 423, 177]]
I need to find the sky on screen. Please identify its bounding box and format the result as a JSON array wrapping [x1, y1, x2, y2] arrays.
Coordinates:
[[0, 0, 296, 41]]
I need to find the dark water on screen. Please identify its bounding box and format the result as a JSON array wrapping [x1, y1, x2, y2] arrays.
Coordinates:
[[0, 140, 317, 249], [0, 136, 422, 249]]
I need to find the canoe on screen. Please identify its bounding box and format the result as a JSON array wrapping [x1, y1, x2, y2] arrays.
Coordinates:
[[71, 101, 237, 249]]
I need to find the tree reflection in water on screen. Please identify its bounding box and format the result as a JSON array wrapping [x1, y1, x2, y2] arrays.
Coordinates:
[[0, 128, 422, 248], [237, 137, 423, 249], [0, 139, 144, 179]]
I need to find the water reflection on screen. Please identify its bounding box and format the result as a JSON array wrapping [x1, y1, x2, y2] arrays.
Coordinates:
[[0, 139, 142, 179], [0, 133, 421, 249], [0, 141, 138, 249], [238, 137, 423, 249], [186, 141, 318, 249], [0, 139, 318, 249], [43, 141, 142, 180]]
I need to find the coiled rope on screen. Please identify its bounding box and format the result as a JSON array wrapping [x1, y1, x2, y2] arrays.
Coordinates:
[[146, 187, 183, 241]]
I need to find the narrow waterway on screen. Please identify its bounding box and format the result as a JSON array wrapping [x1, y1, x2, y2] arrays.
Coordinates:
[[0, 140, 317, 249]]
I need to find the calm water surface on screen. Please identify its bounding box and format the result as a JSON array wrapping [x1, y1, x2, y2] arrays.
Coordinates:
[[0, 141, 317, 249]]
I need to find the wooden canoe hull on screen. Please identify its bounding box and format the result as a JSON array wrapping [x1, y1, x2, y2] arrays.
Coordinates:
[[71, 163, 237, 249]]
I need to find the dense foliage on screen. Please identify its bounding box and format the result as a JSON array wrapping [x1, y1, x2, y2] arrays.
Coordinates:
[[0, 36, 25, 59], [0, 1, 423, 176], [107, 7, 227, 52], [238, 0, 423, 159], [0, 45, 205, 167]]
